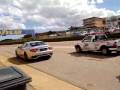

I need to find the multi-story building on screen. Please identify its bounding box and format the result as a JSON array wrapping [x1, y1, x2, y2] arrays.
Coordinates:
[[83, 17, 106, 31], [106, 15, 120, 30], [68, 26, 88, 36]]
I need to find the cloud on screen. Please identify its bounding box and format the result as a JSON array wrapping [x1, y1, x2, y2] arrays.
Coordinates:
[[0, 0, 119, 32], [117, 10, 120, 15], [96, 0, 104, 3], [90, 0, 104, 5], [0, 16, 26, 29]]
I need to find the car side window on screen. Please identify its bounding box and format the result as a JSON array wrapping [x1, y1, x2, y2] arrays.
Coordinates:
[[95, 36, 98, 41], [95, 35, 107, 41], [83, 36, 92, 42]]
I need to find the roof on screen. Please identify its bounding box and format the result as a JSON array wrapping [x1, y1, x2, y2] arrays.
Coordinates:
[[83, 17, 104, 21], [26, 41, 43, 44]]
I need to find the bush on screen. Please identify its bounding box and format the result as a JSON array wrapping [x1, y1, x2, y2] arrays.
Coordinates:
[[23, 34, 32, 38], [1, 39, 15, 42], [38, 36, 85, 42]]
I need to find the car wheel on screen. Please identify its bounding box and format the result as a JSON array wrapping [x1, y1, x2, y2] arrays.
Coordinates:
[[117, 51, 120, 54], [47, 55, 52, 59], [16, 51, 20, 58], [75, 45, 82, 53], [24, 52, 29, 61], [101, 47, 110, 55]]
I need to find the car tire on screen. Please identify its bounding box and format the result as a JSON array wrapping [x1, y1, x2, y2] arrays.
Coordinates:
[[44, 55, 52, 60], [16, 51, 20, 58], [117, 51, 120, 54], [75, 45, 82, 53], [101, 47, 110, 55], [24, 52, 29, 61]]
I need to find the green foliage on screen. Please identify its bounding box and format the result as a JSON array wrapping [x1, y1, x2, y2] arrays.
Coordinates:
[[1, 39, 15, 42]]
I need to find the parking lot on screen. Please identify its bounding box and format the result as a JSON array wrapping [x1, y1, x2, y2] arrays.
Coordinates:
[[0, 41, 120, 90]]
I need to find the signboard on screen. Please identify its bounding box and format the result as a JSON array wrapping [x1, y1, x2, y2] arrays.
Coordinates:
[[0, 29, 35, 37], [0, 30, 22, 35]]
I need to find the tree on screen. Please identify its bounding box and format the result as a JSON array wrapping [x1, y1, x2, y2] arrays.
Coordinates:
[[23, 34, 32, 38]]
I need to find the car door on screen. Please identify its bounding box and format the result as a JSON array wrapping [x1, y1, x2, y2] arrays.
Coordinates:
[[93, 35, 108, 50], [82, 35, 93, 51], [87, 35, 97, 51]]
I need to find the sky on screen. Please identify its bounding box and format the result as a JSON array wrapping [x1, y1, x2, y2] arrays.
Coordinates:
[[97, 0, 120, 11], [0, 0, 120, 40]]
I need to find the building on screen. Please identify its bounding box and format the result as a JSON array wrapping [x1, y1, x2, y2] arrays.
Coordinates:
[[67, 26, 88, 36], [35, 30, 67, 39], [106, 15, 120, 30], [83, 17, 106, 31]]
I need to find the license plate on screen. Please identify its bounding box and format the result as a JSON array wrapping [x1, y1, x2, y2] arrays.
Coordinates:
[[40, 48, 47, 51], [112, 51, 117, 53]]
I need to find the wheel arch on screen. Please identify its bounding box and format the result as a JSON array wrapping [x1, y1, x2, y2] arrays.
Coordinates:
[[75, 44, 81, 49], [99, 45, 108, 51]]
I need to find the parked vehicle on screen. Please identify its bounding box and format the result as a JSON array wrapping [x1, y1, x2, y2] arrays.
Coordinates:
[[80, 31, 88, 36], [15, 41, 53, 60], [75, 33, 120, 55]]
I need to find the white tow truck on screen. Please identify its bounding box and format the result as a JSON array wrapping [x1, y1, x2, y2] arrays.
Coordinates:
[[74, 33, 120, 55]]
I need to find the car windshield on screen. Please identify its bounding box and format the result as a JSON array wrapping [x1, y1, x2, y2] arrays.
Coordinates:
[[30, 42, 46, 47]]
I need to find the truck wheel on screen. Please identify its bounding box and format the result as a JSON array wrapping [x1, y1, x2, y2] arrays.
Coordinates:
[[101, 47, 110, 55], [75, 45, 82, 53]]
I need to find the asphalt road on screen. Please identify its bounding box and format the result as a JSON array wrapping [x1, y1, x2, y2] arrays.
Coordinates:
[[0, 41, 120, 90]]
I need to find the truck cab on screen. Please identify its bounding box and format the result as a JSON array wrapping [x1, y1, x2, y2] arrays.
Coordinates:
[[75, 33, 120, 55]]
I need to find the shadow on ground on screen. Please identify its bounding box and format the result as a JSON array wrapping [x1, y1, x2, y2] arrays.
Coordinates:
[[8, 56, 50, 65], [116, 75, 120, 82], [69, 51, 120, 59]]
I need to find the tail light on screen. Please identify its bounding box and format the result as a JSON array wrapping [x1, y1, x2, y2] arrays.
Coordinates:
[[30, 48, 38, 52], [48, 47, 53, 50], [113, 42, 117, 48]]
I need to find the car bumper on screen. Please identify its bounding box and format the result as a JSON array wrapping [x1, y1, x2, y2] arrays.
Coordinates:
[[108, 46, 120, 52], [28, 50, 53, 59], [31, 53, 53, 59]]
